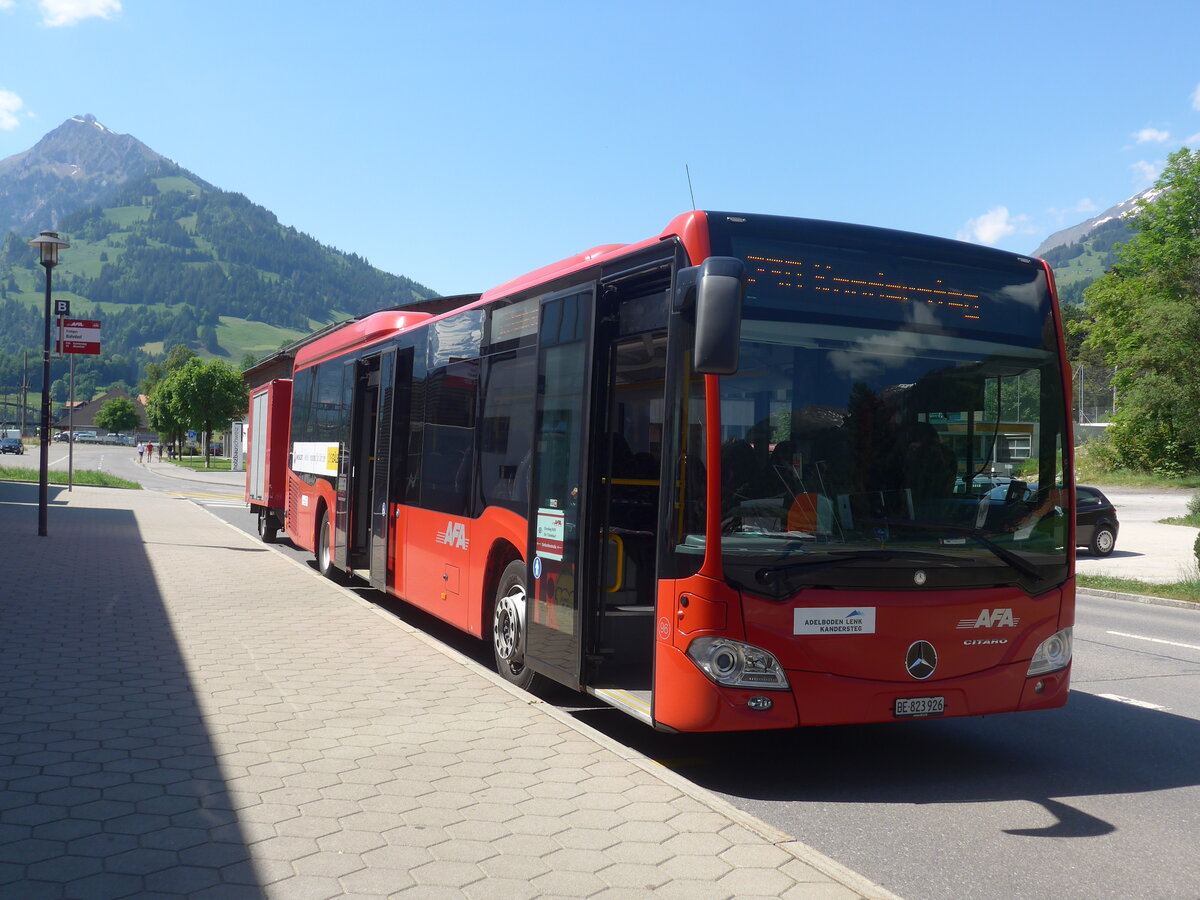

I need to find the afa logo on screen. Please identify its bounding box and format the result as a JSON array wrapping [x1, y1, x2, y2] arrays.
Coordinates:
[[436, 521, 469, 550], [957, 608, 1019, 629]]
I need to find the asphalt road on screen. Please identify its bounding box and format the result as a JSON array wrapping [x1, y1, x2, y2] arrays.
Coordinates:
[[653, 593, 1200, 900], [14, 446, 1200, 899]]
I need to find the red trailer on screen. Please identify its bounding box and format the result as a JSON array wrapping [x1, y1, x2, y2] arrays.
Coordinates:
[[245, 378, 293, 543]]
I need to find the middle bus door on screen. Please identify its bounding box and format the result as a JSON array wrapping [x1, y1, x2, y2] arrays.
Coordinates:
[[524, 287, 598, 689], [368, 348, 397, 589]]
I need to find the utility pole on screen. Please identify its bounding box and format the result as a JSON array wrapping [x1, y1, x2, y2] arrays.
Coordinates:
[[21, 350, 29, 437]]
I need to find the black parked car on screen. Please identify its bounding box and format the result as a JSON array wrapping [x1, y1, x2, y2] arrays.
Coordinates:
[[0, 436, 24, 455], [983, 481, 1119, 556], [1076, 485, 1119, 557]]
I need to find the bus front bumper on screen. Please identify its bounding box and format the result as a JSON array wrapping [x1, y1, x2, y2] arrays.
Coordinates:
[[653, 641, 1070, 731]]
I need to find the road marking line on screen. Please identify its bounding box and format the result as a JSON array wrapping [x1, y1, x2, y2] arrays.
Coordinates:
[[1106, 630, 1200, 652], [1095, 693, 1168, 711]]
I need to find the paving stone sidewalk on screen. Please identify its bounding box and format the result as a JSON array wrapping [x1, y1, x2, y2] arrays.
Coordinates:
[[0, 482, 897, 899]]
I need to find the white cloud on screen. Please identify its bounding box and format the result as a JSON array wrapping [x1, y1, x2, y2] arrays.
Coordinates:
[[1185, 132, 1200, 148], [39, 0, 121, 27], [1133, 128, 1170, 144], [0, 0, 16, 12], [0, 89, 24, 131], [957, 206, 1031, 245], [1131, 159, 1163, 187], [1192, 82, 1200, 112]]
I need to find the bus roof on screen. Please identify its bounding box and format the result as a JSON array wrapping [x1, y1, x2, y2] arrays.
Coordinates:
[[285, 212, 713, 372], [479, 210, 711, 303], [293, 309, 434, 370]]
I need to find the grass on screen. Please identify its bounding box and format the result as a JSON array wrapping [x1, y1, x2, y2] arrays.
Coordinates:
[[105, 206, 150, 228], [152, 175, 203, 195], [1078, 468, 1200, 489], [168, 455, 233, 472], [0, 465, 141, 489], [1160, 513, 1200, 526], [1078, 573, 1200, 604], [216, 316, 309, 356]]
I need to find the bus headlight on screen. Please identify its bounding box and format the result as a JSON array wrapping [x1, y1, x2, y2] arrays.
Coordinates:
[[686, 637, 790, 690], [1027, 627, 1072, 676]]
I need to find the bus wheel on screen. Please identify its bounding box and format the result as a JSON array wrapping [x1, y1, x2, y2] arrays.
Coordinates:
[[493, 560, 535, 690], [257, 509, 278, 544], [316, 510, 343, 582]]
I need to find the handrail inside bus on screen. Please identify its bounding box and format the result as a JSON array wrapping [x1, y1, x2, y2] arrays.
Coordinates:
[[606, 533, 625, 594]]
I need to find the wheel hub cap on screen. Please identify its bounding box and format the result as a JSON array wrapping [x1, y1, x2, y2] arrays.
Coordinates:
[[494, 588, 524, 661]]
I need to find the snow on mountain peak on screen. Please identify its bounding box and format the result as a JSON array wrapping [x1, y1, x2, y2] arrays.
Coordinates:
[[69, 114, 112, 134]]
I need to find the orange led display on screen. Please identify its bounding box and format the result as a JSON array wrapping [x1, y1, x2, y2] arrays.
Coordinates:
[[746, 254, 984, 320]]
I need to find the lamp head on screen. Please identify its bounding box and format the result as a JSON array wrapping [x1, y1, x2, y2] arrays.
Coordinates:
[[28, 230, 70, 267]]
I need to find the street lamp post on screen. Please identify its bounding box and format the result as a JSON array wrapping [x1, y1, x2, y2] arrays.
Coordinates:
[[28, 230, 69, 537]]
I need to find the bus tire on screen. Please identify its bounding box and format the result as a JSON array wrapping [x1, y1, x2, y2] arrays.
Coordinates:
[[257, 509, 278, 544], [493, 560, 535, 690], [316, 509, 344, 582]]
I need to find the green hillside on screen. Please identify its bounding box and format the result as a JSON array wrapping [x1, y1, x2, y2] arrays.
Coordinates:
[[0, 162, 436, 398], [1041, 217, 1134, 305]]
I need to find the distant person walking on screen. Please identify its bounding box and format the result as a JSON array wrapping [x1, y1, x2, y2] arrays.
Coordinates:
[[146, 442, 154, 462], [137, 441, 145, 463], [158, 443, 163, 461]]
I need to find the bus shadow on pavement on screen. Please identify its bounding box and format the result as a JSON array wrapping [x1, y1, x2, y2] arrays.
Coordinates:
[[582, 690, 1199, 840], [0, 481, 265, 897]]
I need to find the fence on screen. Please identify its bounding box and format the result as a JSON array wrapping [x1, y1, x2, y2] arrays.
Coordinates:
[[1074, 364, 1115, 424]]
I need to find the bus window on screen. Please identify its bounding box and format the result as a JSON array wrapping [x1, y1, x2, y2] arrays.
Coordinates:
[[479, 351, 536, 515], [420, 359, 479, 515]]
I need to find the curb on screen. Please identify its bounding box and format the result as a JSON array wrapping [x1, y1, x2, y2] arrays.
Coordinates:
[[1077, 586, 1200, 612], [142, 460, 245, 489]]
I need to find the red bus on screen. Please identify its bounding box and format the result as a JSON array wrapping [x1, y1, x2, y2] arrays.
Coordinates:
[[247, 210, 1075, 732]]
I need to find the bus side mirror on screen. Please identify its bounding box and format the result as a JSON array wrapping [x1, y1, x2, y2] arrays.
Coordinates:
[[674, 257, 744, 375]]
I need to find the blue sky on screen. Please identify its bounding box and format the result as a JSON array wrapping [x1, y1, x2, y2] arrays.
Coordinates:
[[2, 0, 1200, 296]]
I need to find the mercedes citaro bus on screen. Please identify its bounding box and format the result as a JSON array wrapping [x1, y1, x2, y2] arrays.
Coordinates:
[[246, 211, 1074, 732]]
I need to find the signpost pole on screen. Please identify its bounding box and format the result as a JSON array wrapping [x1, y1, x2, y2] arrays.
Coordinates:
[[68, 352, 75, 491]]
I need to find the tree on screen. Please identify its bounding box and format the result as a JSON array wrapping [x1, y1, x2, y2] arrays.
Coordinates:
[[146, 374, 187, 455], [94, 397, 141, 435], [138, 343, 197, 396], [199, 323, 222, 354], [165, 358, 248, 467], [1083, 148, 1200, 474]]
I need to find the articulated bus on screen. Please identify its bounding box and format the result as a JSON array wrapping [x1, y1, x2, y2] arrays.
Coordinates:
[[246, 210, 1075, 732]]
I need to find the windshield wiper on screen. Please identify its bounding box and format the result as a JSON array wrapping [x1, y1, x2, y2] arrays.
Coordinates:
[[881, 520, 1044, 583], [755, 549, 954, 586]]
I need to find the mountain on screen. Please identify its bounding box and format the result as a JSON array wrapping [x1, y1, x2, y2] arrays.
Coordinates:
[[1031, 189, 1155, 304], [0, 115, 437, 400], [0, 115, 164, 236]]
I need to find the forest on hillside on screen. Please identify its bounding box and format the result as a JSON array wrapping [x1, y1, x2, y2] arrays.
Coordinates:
[[0, 165, 436, 401]]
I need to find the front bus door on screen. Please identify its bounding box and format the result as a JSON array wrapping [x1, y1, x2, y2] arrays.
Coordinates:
[[524, 287, 597, 689]]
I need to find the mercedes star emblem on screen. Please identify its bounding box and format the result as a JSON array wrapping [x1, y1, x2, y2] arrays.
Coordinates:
[[905, 641, 937, 680]]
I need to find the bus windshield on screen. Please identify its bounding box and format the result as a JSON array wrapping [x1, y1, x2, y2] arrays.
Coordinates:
[[680, 217, 1071, 596]]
